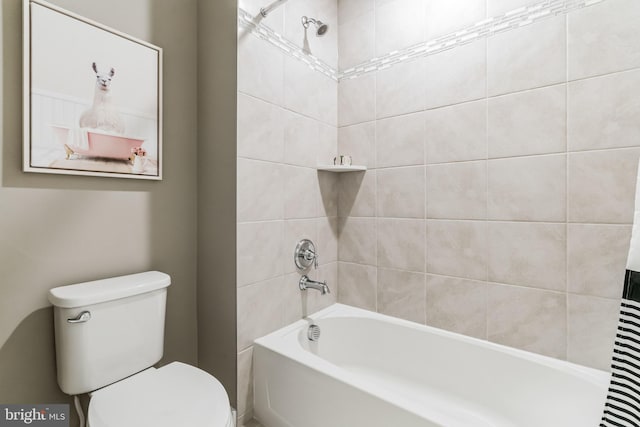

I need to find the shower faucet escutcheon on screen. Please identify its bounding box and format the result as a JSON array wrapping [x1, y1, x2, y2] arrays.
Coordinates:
[[294, 239, 318, 270]]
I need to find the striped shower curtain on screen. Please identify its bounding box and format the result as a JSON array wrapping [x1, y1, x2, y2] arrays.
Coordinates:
[[601, 162, 640, 426]]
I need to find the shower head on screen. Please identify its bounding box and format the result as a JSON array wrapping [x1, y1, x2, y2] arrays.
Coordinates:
[[316, 22, 329, 36], [301, 16, 329, 37]]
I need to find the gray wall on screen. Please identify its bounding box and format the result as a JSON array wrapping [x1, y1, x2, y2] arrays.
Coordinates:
[[197, 0, 238, 410], [0, 0, 199, 424]]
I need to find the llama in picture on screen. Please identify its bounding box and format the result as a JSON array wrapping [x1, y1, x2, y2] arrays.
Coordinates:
[[79, 62, 125, 133], [58, 62, 144, 163]]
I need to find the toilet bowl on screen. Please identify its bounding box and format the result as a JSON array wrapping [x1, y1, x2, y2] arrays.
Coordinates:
[[88, 362, 233, 427], [48, 271, 234, 427]]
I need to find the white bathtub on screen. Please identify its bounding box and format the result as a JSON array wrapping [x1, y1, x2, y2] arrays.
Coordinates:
[[253, 304, 610, 427]]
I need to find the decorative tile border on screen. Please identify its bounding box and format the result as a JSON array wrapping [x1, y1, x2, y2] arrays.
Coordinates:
[[238, 0, 606, 82], [238, 8, 338, 81], [339, 0, 605, 80]]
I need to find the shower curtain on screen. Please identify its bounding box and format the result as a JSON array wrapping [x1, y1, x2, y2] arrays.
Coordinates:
[[601, 160, 640, 426]]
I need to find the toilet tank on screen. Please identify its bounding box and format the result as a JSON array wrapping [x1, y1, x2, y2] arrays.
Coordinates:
[[48, 271, 171, 395]]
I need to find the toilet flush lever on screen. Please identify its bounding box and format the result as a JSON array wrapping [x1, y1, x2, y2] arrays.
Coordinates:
[[67, 311, 91, 324]]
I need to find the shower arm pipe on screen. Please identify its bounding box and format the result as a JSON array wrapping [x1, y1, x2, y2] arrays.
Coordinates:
[[301, 16, 317, 28], [260, 0, 287, 17]]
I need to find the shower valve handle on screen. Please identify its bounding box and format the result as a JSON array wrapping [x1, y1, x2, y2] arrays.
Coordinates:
[[303, 248, 318, 268], [294, 239, 319, 270]]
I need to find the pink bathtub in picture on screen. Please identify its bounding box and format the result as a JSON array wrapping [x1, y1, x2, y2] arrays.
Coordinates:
[[51, 125, 145, 160]]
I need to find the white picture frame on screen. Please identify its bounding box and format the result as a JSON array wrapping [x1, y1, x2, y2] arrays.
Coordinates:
[[23, 0, 163, 180]]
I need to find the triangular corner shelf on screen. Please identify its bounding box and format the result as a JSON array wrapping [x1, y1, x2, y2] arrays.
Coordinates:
[[316, 165, 367, 172]]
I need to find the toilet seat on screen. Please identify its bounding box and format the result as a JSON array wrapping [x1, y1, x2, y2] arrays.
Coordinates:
[[88, 362, 233, 427]]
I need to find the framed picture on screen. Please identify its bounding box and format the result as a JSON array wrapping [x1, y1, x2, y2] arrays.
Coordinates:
[[23, 0, 163, 180]]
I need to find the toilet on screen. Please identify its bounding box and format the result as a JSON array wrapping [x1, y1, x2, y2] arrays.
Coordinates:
[[48, 271, 234, 427]]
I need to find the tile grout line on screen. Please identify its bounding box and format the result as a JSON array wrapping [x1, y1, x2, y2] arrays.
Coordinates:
[[565, 11, 571, 362], [336, 261, 622, 300], [239, 143, 640, 169], [485, 27, 491, 340], [238, 91, 338, 129], [372, 0, 379, 315], [336, 65, 640, 131]]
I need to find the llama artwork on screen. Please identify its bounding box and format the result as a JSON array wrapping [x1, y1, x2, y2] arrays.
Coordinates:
[[79, 62, 125, 134], [26, 1, 161, 179]]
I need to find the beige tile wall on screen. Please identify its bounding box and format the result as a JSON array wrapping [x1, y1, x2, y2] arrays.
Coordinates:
[[337, 0, 640, 372], [237, 0, 640, 422], [236, 0, 339, 421]]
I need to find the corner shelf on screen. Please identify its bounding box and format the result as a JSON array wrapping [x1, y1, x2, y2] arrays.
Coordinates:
[[316, 165, 367, 172]]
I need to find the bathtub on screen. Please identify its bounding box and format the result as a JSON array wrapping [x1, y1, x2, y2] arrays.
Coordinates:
[[253, 304, 610, 427], [51, 125, 145, 160]]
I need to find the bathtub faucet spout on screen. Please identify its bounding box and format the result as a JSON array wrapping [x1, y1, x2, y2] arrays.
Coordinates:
[[299, 275, 330, 295]]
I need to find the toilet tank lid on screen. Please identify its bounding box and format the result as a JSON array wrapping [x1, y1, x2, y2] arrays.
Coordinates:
[[48, 271, 171, 308]]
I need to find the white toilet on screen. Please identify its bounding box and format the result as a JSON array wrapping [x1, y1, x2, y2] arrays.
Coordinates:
[[48, 271, 234, 427]]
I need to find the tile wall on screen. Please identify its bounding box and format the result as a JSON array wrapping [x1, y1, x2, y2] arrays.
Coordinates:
[[236, 0, 339, 423], [337, 0, 640, 371], [236, 0, 640, 423]]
